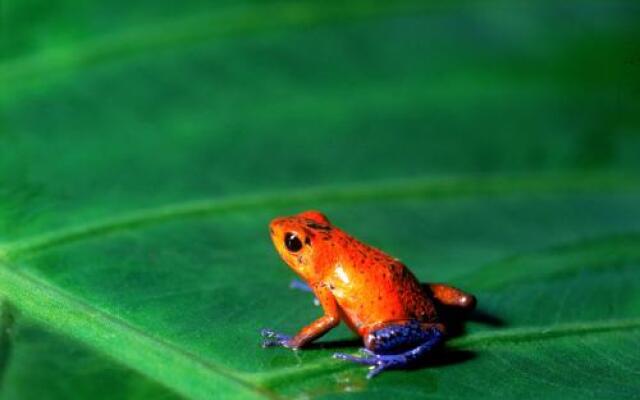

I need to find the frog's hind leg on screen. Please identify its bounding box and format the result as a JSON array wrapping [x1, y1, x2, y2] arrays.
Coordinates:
[[333, 322, 444, 379], [423, 283, 476, 310]]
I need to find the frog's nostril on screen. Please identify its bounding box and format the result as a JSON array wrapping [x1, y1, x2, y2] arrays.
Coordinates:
[[269, 228, 274, 235]]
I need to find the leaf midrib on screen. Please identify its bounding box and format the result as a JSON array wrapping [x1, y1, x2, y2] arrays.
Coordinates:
[[1, 171, 637, 259], [0, 266, 273, 400]]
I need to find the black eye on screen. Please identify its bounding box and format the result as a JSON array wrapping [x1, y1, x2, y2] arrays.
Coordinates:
[[284, 232, 303, 252]]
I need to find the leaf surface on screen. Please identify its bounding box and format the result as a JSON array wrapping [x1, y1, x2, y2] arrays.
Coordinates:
[[1, 1, 640, 399]]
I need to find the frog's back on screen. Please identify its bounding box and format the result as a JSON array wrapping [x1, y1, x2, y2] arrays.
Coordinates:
[[324, 230, 437, 336]]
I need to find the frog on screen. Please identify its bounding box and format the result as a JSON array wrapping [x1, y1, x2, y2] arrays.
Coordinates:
[[261, 210, 476, 378]]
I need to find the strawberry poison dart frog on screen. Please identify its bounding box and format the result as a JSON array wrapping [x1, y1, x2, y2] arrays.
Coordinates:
[[261, 211, 476, 378]]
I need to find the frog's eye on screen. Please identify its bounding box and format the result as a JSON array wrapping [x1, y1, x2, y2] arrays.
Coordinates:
[[284, 232, 303, 252]]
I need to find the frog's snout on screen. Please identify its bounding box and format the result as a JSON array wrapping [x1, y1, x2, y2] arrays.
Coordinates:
[[269, 217, 282, 232], [269, 217, 286, 241]]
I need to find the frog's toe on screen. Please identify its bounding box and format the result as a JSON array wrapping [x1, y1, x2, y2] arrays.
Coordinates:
[[262, 337, 292, 348], [260, 329, 292, 348], [260, 328, 277, 338], [332, 351, 377, 366], [262, 338, 286, 348], [334, 351, 409, 378], [359, 348, 376, 356], [367, 361, 395, 379], [365, 355, 407, 378]]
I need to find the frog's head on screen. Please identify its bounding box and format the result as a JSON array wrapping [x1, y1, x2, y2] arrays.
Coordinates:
[[269, 210, 334, 281]]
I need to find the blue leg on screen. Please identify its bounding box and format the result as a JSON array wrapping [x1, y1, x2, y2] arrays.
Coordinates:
[[289, 279, 312, 292], [333, 322, 444, 379], [289, 279, 320, 306]]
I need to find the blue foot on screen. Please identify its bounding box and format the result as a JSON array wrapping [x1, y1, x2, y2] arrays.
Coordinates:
[[333, 350, 410, 378], [333, 325, 444, 378], [261, 328, 293, 348]]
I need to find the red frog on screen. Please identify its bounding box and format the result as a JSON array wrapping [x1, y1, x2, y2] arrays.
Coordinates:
[[261, 210, 476, 378]]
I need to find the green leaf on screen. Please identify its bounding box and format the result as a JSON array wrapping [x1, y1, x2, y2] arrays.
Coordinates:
[[1, 1, 640, 399]]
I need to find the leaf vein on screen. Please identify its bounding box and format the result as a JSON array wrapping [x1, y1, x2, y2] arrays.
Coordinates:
[[0, 266, 276, 400], [1, 172, 637, 260]]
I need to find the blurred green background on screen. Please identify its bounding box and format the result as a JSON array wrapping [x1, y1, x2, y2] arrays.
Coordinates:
[[1, 1, 640, 399]]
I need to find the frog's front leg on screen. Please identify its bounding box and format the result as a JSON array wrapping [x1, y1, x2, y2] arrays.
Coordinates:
[[261, 284, 340, 349], [333, 322, 444, 379]]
